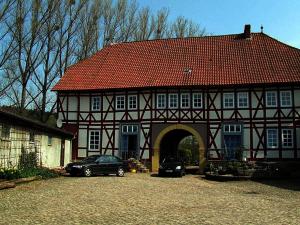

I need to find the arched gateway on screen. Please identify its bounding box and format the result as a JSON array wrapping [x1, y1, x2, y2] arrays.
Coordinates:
[[152, 124, 206, 173]]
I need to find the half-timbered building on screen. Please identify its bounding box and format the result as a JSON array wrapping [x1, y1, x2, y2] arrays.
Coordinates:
[[53, 25, 300, 172]]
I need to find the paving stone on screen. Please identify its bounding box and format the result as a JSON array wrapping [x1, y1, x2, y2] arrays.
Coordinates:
[[0, 174, 299, 225]]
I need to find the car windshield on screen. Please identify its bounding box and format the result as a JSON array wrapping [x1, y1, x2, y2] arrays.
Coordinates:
[[163, 157, 179, 163], [82, 155, 99, 163]]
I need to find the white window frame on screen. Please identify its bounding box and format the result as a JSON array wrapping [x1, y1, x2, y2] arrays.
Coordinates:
[[282, 129, 293, 148], [91, 96, 100, 111], [266, 91, 277, 107], [223, 124, 242, 133], [169, 93, 178, 109], [238, 92, 248, 108], [180, 93, 190, 109], [122, 124, 138, 134], [267, 129, 278, 148], [89, 130, 101, 151], [157, 94, 166, 109], [128, 95, 137, 110], [116, 96, 125, 110], [193, 93, 202, 109], [223, 93, 234, 109], [280, 91, 292, 107]]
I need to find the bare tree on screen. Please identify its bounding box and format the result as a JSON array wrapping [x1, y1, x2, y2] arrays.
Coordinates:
[[133, 7, 155, 41], [0, 0, 16, 98], [114, 0, 138, 43], [167, 16, 205, 38], [153, 8, 169, 39], [4, 0, 48, 110], [0, 0, 207, 119], [75, 0, 101, 60]]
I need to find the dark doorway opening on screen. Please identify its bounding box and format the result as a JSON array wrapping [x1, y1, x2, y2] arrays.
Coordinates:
[[159, 129, 199, 165], [121, 134, 138, 159]]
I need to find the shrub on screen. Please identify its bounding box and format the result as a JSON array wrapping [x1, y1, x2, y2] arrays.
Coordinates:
[[0, 168, 22, 180], [18, 146, 38, 170], [0, 167, 59, 180]]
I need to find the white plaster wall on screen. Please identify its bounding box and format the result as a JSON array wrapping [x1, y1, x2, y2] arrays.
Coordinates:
[[93, 113, 101, 121], [239, 110, 250, 119], [266, 109, 276, 118], [68, 96, 78, 111], [78, 148, 86, 157], [68, 112, 77, 120], [251, 91, 263, 107], [40, 135, 61, 168], [223, 110, 234, 119], [252, 127, 263, 149], [141, 150, 149, 159], [103, 96, 113, 111], [294, 90, 300, 106], [80, 96, 90, 111], [78, 129, 87, 148], [243, 129, 250, 149], [266, 151, 279, 158], [115, 112, 124, 120], [282, 151, 294, 158], [211, 94, 222, 109], [60, 96, 67, 111], [64, 140, 72, 166], [255, 151, 264, 158]]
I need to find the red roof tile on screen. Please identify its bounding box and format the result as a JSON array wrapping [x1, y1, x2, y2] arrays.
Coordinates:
[[52, 33, 300, 91]]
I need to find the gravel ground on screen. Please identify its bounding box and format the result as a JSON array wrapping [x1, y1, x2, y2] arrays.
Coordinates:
[[0, 173, 300, 225]]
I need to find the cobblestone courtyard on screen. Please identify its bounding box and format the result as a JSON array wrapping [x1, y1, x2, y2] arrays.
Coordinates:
[[1, 174, 300, 225]]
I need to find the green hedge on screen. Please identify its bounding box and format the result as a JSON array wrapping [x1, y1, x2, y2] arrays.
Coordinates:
[[0, 167, 59, 180]]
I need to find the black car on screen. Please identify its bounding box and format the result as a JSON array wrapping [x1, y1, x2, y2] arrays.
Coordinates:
[[158, 157, 185, 177], [65, 155, 126, 177]]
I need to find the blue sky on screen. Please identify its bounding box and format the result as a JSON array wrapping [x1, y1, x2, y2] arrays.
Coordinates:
[[137, 0, 300, 48]]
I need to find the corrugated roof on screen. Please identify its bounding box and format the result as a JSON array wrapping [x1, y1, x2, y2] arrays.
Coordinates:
[[53, 32, 300, 91]]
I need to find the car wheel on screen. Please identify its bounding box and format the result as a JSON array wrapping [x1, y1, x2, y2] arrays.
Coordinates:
[[117, 167, 125, 177], [84, 167, 92, 177]]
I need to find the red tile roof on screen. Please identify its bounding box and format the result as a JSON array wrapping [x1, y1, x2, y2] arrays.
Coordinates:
[[53, 33, 300, 91]]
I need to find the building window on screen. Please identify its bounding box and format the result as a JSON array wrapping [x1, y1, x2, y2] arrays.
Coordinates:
[[238, 92, 248, 108], [128, 95, 137, 110], [89, 130, 100, 150], [280, 91, 292, 107], [29, 132, 35, 142], [223, 124, 242, 133], [267, 129, 278, 148], [193, 93, 202, 108], [181, 93, 190, 108], [48, 136, 52, 146], [116, 96, 125, 110], [282, 129, 293, 148], [92, 96, 100, 111], [122, 124, 138, 134], [169, 94, 178, 108], [157, 94, 166, 109], [223, 93, 234, 108], [266, 91, 277, 107], [1, 125, 10, 139]]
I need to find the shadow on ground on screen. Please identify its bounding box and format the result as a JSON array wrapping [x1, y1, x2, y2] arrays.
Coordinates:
[[253, 178, 300, 191]]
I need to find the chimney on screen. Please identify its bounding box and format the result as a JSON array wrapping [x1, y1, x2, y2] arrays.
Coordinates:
[[244, 24, 251, 39]]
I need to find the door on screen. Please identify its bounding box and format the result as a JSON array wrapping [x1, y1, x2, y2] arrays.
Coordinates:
[[121, 134, 138, 159], [95, 156, 110, 174], [224, 135, 242, 160], [63, 124, 78, 161]]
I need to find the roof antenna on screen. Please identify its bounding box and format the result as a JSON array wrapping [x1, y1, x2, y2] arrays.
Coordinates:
[[260, 25, 264, 33]]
